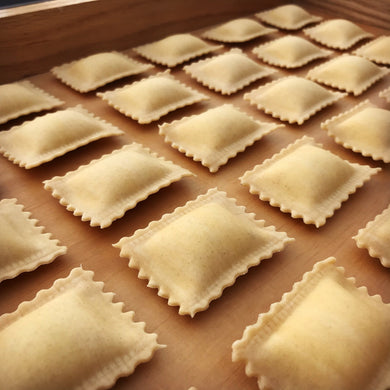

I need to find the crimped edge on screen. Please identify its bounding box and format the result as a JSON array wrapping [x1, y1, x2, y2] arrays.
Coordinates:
[[240, 136, 381, 227], [0, 105, 124, 169], [244, 76, 346, 124], [133, 33, 222, 67], [252, 35, 333, 69], [0, 198, 67, 283], [183, 48, 276, 95], [321, 99, 390, 162], [353, 36, 390, 65], [159, 104, 283, 172], [51, 51, 154, 93], [114, 188, 294, 317], [0, 80, 64, 125], [353, 204, 390, 268], [201, 18, 277, 43], [0, 266, 165, 389], [97, 70, 210, 123], [379, 86, 390, 103], [43, 143, 194, 228], [307, 54, 390, 96]]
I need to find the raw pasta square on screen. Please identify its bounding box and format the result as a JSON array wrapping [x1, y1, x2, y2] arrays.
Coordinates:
[[159, 104, 282, 172], [232, 257, 390, 390], [354, 204, 390, 268], [379, 86, 390, 103], [43, 143, 193, 228], [97, 71, 209, 123], [304, 19, 374, 50], [307, 54, 389, 96], [202, 18, 277, 43], [353, 36, 390, 65], [244, 76, 345, 124], [256, 4, 322, 30], [51, 51, 154, 92], [0, 267, 163, 390], [240, 136, 380, 227], [114, 188, 294, 317], [0, 80, 63, 125], [0, 105, 124, 169], [321, 100, 390, 162], [133, 33, 222, 67], [0, 198, 67, 283], [183, 48, 276, 95], [252, 35, 332, 68]]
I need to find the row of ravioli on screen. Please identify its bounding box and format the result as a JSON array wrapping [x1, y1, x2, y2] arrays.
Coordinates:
[[1, 3, 390, 390]]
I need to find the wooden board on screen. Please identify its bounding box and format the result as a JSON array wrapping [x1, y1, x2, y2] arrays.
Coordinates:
[[0, 2, 389, 390]]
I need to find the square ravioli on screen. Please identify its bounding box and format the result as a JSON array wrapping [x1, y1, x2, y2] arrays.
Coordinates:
[[51, 51, 154, 92], [97, 71, 209, 123], [0, 105, 124, 169], [133, 33, 222, 67], [307, 54, 389, 96], [0, 80, 63, 125], [232, 257, 390, 390], [354, 36, 390, 65], [379, 86, 390, 103], [0, 267, 163, 390], [304, 18, 374, 50], [354, 204, 390, 268], [183, 48, 276, 95], [240, 136, 380, 227], [321, 100, 390, 162], [255, 4, 322, 30], [201, 18, 277, 43], [159, 104, 282, 172], [244, 76, 345, 124], [252, 35, 332, 68], [114, 188, 293, 317], [0, 198, 66, 283], [43, 143, 193, 228]]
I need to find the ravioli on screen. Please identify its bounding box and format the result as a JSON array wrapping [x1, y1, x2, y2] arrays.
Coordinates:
[[51, 51, 154, 92], [43, 143, 193, 228], [379, 86, 390, 103], [0, 105, 124, 168], [232, 257, 390, 390], [114, 188, 293, 317], [354, 36, 390, 65], [0, 80, 63, 125], [0, 198, 67, 283], [0, 267, 163, 390], [97, 71, 209, 123], [240, 136, 380, 227]]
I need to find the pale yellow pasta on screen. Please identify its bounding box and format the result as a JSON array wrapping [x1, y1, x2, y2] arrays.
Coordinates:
[[354, 204, 390, 268], [256, 4, 321, 30], [51, 51, 154, 92], [244, 76, 345, 124], [202, 18, 276, 42], [0, 267, 163, 390], [133, 33, 222, 67], [354, 36, 390, 65], [97, 71, 209, 123], [183, 48, 276, 95], [0, 198, 67, 283], [159, 104, 282, 172], [0, 105, 124, 169], [321, 100, 390, 162], [114, 188, 293, 317], [232, 257, 390, 390], [43, 143, 193, 228], [0, 80, 63, 125], [304, 18, 373, 49], [240, 136, 380, 227], [252, 35, 332, 68], [379, 86, 390, 103], [307, 54, 389, 96]]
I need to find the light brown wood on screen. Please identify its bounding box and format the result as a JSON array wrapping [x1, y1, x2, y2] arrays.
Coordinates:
[[0, 2, 389, 390]]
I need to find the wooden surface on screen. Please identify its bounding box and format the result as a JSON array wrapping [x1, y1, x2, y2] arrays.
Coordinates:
[[0, 1, 389, 390]]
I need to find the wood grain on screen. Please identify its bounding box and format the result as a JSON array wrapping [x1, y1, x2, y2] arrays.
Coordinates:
[[0, 2, 389, 390]]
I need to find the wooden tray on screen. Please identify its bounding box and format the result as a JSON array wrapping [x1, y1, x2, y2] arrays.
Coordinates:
[[0, 2, 389, 389]]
